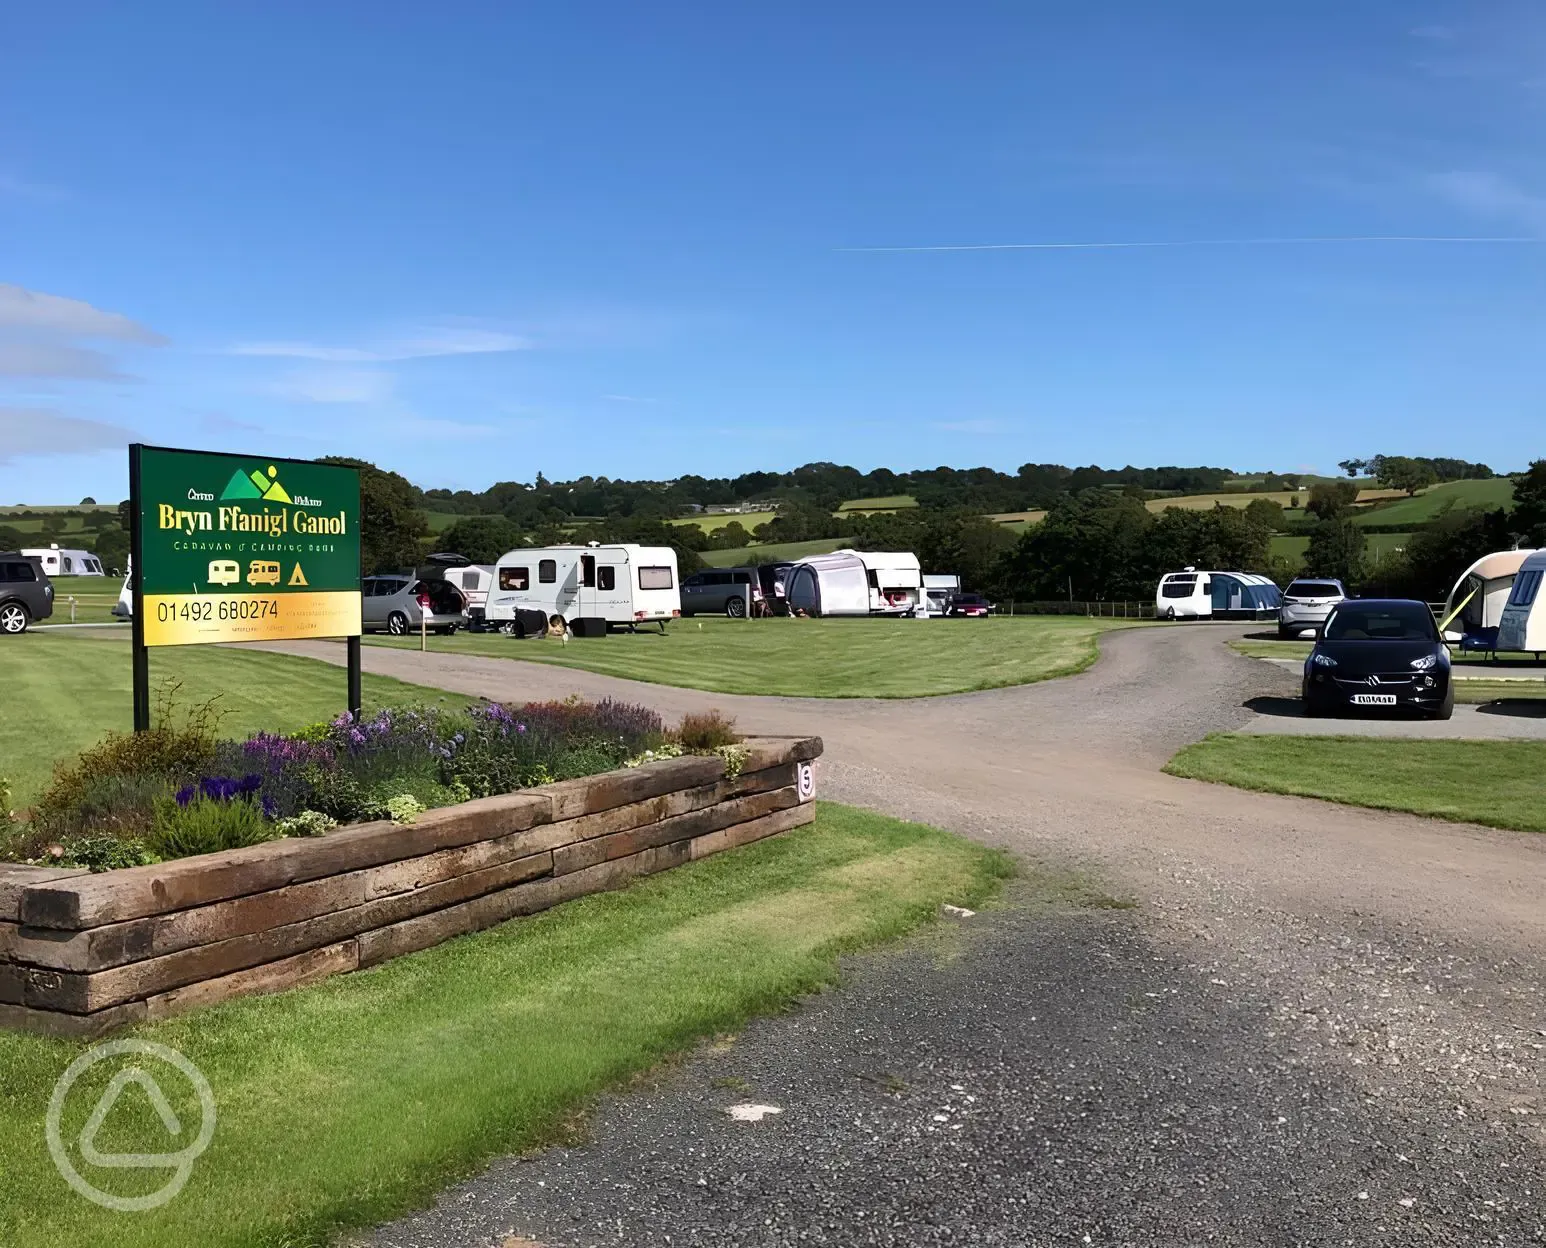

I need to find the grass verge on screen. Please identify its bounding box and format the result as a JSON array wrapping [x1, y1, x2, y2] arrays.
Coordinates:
[[368, 615, 1148, 698], [1, 633, 472, 807], [0, 803, 1012, 1248], [1165, 734, 1546, 832]]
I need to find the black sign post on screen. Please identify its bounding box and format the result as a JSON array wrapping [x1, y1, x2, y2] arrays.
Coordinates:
[[128, 443, 151, 732]]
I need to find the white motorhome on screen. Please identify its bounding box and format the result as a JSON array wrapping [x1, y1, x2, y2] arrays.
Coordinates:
[[21, 546, 104, 577], [1496, 548, 1546, 656], [485, 544, 681, 635], [1439, 549, 1534, 650], [1155, 569, 1282, 621], [784, 549, 924, 616]]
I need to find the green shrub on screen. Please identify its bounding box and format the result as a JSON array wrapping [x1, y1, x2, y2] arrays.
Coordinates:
[[32, 682, 222, 838], [674, 710, 741, 751], [273, 810, 337, 838], [46, 836, 161, 873], [386, 794, 425, 824], [147, 793, 274, 859]]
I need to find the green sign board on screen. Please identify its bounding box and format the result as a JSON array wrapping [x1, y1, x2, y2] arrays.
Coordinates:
[[131, 445, 362, 647]]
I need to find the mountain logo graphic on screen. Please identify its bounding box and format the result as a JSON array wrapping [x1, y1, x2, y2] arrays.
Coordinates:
[[219, 463, 293, 504]]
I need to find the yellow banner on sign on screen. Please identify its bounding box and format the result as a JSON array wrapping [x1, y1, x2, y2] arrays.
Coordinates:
[[142, 591, 363, 647]]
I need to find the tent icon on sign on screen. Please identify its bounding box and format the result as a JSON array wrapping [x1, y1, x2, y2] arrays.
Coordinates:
[[220, 464, 292, 504]]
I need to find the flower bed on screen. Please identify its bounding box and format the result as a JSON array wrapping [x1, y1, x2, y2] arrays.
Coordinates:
[[2, 697, 745, 872], [0, 734, 824, 1036]]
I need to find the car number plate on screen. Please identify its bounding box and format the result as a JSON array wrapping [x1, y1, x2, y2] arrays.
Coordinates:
[[1350, 694, 1397, 706]]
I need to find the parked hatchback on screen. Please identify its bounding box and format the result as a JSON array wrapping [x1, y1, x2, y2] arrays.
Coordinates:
[[1302, 598, 1452, 720], [0, 553, 54, 634], [681, 567, 759, 617], [362, 575, 465, 635], [1278, 578, 1345, 638]]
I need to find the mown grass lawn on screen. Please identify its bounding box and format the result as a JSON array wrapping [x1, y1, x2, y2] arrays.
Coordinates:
[[0, 804, 1012, 1248], [0, 634, 471, 807], [1166, 734, 1546, 832], [369, 615, 1148, 698]]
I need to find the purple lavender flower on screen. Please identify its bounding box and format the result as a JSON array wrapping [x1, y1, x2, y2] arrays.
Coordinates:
[[175, 785, 195, 807]]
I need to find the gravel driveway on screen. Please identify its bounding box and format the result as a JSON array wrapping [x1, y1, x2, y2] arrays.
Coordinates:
[[264, 630, 1546, 1247]]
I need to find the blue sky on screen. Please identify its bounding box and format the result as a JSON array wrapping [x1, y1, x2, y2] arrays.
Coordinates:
[[2, 1, 1543, 503]]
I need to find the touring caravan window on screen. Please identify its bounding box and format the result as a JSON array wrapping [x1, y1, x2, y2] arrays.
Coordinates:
[[1161, 576, 1196, 598], [598, 566, 616, 591], [538, 560, 557, 584], [1511, 570, 1542, 608], [638, 566, 674, 590], [61, 556, 73, 573], [581, 555, 596, 588], [499, 566, 529, 591]]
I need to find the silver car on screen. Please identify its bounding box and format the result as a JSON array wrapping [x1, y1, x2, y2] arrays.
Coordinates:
[[1278, 578, 1345, 638], [362, 575, 465, 636]]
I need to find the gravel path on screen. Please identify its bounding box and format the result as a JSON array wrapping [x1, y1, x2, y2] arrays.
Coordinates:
[[261, 629, 1546, 1247]]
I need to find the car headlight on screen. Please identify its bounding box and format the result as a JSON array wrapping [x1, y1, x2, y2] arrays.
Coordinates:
[[1409, 653, 1439, 671], [1311, 652, 1337, 668]]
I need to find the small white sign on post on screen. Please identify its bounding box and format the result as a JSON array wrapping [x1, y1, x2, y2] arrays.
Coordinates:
[[797, 762, 815, 802]]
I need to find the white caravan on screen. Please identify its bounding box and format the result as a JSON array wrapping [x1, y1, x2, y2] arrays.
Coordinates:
[[784, 549, 924, 616], [1439, 549, 1534, 650], [1155, 569, 1282, 621], [486, 544, 681, 634], [21, 546, 104, 577], [1496, 548, 1546, 655]]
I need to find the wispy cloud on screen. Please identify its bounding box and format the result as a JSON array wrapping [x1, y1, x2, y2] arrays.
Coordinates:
[[0, 343, 131, 381], [601, 393, 657, 404], [0, 283, 166, 344], [1425, 171, 1546, 233], [232, 327, 530, 363], [271, 369, 393, 404], [0, 408, 135, 463], [1409, 24, 1454, 42], [197, 412, 264, 435]]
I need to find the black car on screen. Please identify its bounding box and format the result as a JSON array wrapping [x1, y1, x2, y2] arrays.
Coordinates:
[[1302, 598, 1452, 720], [0, 552, 54, 634]]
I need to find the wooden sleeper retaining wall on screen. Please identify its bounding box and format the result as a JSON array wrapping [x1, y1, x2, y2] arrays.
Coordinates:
[[0, 735, 822, 1036]]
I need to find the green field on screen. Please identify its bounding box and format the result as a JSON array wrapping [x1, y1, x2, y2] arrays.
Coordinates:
[[1166, 734, 1546, 833], [423, 512, 479, 534], [0, 634, 471, 807], [370, 614, 1146, 698], [700, 537, 848, 568], [1269, 531, 1412, 569], [1148, 487, 1404, 514], [671, 511, 777, 533], [1351, 478, 1516, 527], [837, 495, 917, 513], [0, 804, 1010, 1248]]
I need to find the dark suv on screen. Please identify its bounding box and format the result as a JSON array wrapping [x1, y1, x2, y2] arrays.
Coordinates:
[[681, 567, 758, 617], [0, 553, 54, 634]]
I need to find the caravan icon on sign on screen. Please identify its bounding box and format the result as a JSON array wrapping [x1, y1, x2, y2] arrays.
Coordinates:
[[220, 464, 292, 504]]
